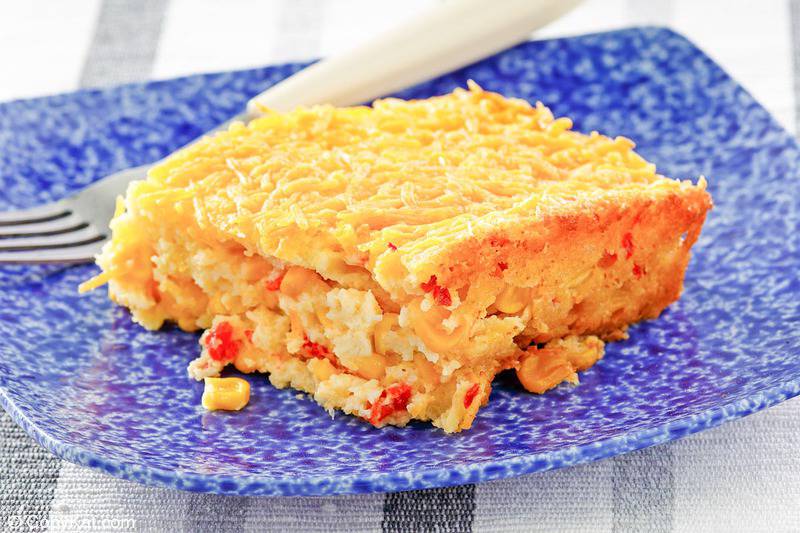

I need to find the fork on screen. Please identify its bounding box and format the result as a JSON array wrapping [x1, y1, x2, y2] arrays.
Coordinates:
[[0, 0, 579, 263]]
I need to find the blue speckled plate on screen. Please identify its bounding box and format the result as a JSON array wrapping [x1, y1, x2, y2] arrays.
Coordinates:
[[1, 27, 799, 496]]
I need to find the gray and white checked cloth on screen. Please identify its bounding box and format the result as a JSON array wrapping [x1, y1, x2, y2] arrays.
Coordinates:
[[1, 1, 800, 531]]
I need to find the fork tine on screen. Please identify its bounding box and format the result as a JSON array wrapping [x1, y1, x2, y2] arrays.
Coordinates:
[[0, 213, 88, 237], [0, 201, 70, 225], [0, 226, 105, 251], [0, 239, 106, 264]]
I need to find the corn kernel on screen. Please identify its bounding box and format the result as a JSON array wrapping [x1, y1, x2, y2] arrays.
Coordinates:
[[351, 353, 388, 380], [280, 266, 325, 298], [566, 337, 604, 371], [308, 357, 338, 382], [408, 299, 469, 353], [202, 377, 251, 411], [413, 353, 439, 385], [516, 349, 576, 394], [494, 285, 529, 314], [244, 261, 272, 282]]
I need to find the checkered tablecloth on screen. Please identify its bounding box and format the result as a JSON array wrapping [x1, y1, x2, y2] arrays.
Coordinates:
[[1, 1, 799, 531]]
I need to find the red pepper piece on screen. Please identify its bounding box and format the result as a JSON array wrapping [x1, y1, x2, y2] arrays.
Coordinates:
[[302, 336, 332, 360], [433, 286, 452, 306], [420, 275, 438, 293], [265, 272, 285, 291], [368, 383, 412, 426], [204, 321, 240, 362], [489, 236, 509, 247], [464, 383, 480, 408], [633, 264, 645, 279], [387, 242, 397, 251], [598, 252, 618, 269], [492, 262, 509, 277], [622, 232, 634, 259], [420, 275, 452, 306]]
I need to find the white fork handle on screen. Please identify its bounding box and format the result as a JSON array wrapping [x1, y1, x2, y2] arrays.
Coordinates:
[[247, 0, 581, 115]]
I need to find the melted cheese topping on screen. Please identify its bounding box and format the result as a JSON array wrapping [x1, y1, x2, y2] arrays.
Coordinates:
[[100, 83, 700, 297]]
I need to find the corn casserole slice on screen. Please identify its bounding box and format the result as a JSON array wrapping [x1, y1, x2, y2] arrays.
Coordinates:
[[81, 84, 712, 433]]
